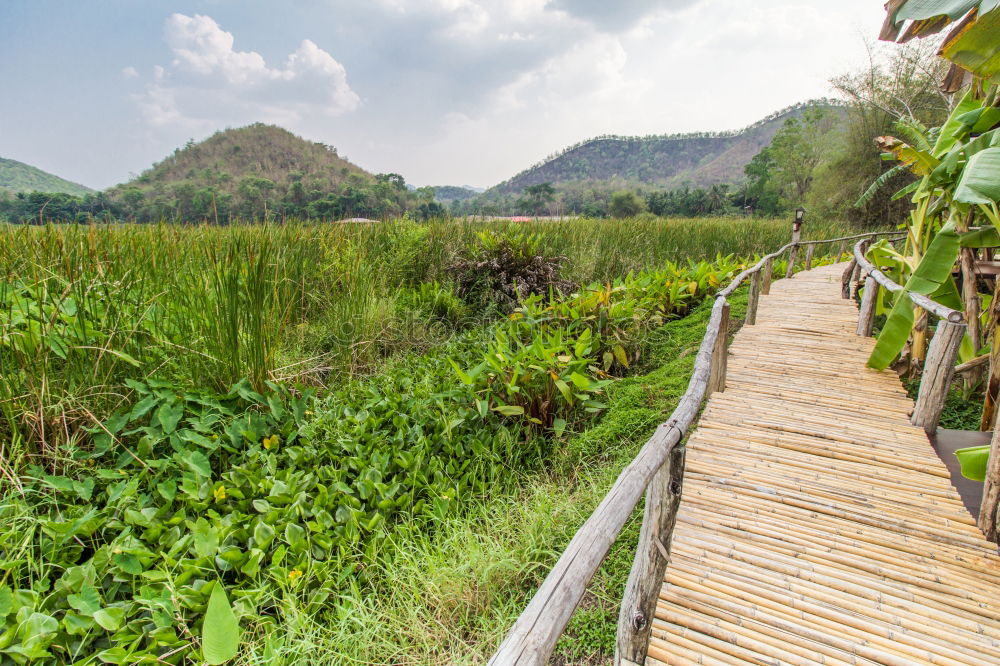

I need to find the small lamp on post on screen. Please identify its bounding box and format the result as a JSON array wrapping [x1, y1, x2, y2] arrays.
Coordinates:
[[786, 207, 806, 278], [793, 207, 806, 233]]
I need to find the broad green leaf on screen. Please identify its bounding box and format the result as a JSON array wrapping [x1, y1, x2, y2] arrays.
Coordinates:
[[960, 227, 1000, 247], [113, 552, 142, 575], [192, 518, 220, 559], [128, 394, 159, 422], [0, 586, 12, 618], [67, 584, 101, 616], [156, 401, 184, 435], [93, 607, 125, 631], [955, 444, 991, 481], [955, 147, 1000, 204], [284, 523, 306, 552], [492, 405, 524, 416], [940, 6, 1000, 80], [906, 221, 960, 295], [202, 583, 240, 664], [96, 647, 130, 664], [554, 378, 574, 405], [612, 344, 629, 368], [552, 418, 568, 437], [894, 0, 984, 23], [934, 89, 980, 156], [20, 612, 58, 639], [448, 359, 473, 385], [185, 451, 213, 478], [62, 611, 95, 635], [868, 291, 916, 370]]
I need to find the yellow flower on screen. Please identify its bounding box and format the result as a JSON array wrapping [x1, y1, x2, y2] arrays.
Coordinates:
[[262, 434, 279, 450], [304, 410, 314, 416], [213, 485, 226, 502], [288, 569, 303, 583]]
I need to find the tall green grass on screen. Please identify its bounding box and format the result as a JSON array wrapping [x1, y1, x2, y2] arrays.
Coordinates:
[[0, 216, 855, 460]]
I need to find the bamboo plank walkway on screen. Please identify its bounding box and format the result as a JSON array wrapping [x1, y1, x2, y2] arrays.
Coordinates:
[[646, 263, 1000, 666]]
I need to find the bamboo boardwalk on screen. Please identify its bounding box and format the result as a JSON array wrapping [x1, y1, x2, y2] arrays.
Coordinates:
[[646, 263, 1000, 666]]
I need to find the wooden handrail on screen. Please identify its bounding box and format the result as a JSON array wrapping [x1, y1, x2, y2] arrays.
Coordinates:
[[849, 239, 966, 433], [488, 228, 913, 666], [487, 299, 725, 665], [850, 239, 963, 323]]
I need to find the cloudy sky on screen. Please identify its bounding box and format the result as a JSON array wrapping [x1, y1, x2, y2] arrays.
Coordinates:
[[1, 1, 891, 190]]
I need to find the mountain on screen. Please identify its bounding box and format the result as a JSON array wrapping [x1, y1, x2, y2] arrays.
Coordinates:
[[433, 185, 482, 202], [115, 123, 373, 196], [0, 157, 94, 196], [487, 101, 842, 196], [106, 123, 415, 220]]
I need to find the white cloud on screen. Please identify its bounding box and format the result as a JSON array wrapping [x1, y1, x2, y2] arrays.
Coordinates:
[[121, 66, 139, 79], [133, 13, 359, 132]]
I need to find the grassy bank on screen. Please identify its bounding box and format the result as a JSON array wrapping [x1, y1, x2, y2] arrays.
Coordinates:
[[309, 291, 750, 664]]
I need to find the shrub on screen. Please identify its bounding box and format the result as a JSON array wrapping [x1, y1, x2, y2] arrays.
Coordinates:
[[448, 227, 571, 312]]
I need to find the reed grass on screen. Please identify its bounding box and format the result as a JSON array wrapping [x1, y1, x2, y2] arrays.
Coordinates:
[[0, 216, 855, 461]]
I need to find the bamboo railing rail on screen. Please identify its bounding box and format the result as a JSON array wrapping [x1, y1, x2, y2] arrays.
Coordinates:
[[848, 239, 966, 433], [488, 227, 907, 666]]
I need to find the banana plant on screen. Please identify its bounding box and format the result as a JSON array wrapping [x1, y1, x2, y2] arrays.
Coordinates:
[[881, 1, 1000, 89]]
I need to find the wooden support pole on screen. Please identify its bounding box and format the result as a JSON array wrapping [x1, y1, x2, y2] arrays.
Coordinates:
[[981, 279, 1000, 431], [615, 445, 686, 665], [708, 300, 730, 395], [856, 275, 878, 337], [836, 240, 847, 262], [762, 257, 774, 295], [979, 415, 1000, 542], [804, 245, 815, 271], [745, 270, 762, 326], [911, 320, 966, 434], [841, 259, 857, 299]]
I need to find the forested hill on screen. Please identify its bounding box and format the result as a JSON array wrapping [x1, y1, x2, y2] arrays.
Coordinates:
[[488, 101, 841, 195], [110, 123, 372, 197], [105, 123, 418, 220], [0, 157, 94, 196]]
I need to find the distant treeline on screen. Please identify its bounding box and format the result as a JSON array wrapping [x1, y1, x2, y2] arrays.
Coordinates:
[[0, 173, 447, 223]]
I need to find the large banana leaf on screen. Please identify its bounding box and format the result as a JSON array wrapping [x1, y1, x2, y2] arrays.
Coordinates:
[[894, 0, 999, 23], [955, 147, 1000, 202], [941, 7, 1000, 82], [934, 90, 981, 156], [883, 1, 1000, 80], [868, 222, 962, 369], [960, 226, 1000, 246]]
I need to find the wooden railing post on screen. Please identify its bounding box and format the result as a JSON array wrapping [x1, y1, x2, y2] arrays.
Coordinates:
[[841, 258, 857, 299], [745, 270, 762, 326], [762, 257, 774, 295], [911, 320, 966, 433], [856, 275, 878, 337], [804, 245, 815, 271], [836, 240, 847, 262], [979, 418, 1000, 542], [615, 445, 686, 666], [708, 300, 730, 395]]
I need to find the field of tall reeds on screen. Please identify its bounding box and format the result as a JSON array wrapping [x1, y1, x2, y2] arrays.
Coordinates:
[[0, 215, 855, 664]]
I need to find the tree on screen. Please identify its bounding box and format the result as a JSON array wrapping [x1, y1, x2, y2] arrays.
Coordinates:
[[608, 190, 645, 218], [522, 182, 556, 215]]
